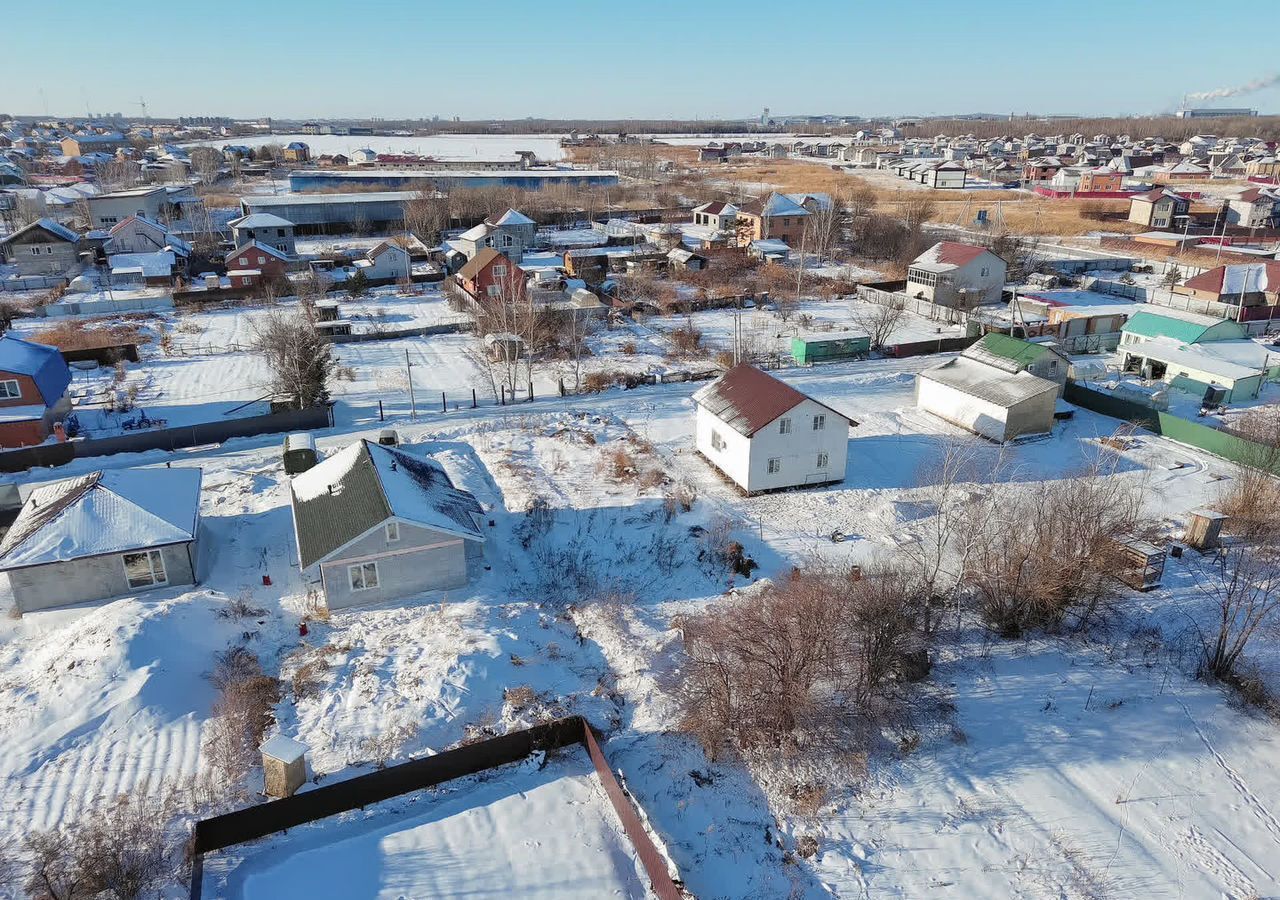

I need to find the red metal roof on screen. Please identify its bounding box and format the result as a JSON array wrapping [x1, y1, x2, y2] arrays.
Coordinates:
[[933, 241, 989, 267], [692, 364, 845, 436]]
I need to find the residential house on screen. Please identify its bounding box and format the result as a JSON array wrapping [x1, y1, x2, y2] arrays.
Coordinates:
[[920, 159, 967, 189], [59, 132, 127, 157], [0, 467, 202, 613], [735, 192, 820, 247], [228, 213, 297, 256], [962, 333, 1069, 395], [282, 141, 310, 163], [456, 247, 525, 302], [352, 241, 411, 281], [1119, 339, 1267, 402], [1078, 168, 1124, 192], [1128, 189, 1190, 228], [916, 355, 1058, 442], [1244, 156, 1279, 180], [0, 218, 80, 277], [692, 363, 852, 494], [104, 215, 191, 274], [85, 186, 168, 229], [0, 336, 72, 448], [905, 241, 1007, 308], [1224, 187, 1279, 228], [691, 201, 739, 231], [452, 208, 536, 263], [289, 439, 484, 610], [109, 251, 179, 287], [224, 241, 290, 288], [1119, 309, 1248, 347], [1180, 262, 1280, 307], [666, 248, 707, 272], [1157, 160, 1210, 182], [1022, 156, 1065, 181]]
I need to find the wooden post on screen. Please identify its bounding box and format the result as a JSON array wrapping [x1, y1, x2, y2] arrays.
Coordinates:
[[441, 392, 446, 413], [378, 399, 384, 421], [471, 388, 477, 409], [528, 379, 534, 402]]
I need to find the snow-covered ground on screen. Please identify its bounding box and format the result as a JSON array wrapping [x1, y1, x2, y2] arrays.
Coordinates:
[[1, 309, 1280, 897], [207, 748, 651, 900]]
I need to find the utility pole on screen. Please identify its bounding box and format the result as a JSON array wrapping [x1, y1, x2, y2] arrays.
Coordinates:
[[404, 349, 416, 420]]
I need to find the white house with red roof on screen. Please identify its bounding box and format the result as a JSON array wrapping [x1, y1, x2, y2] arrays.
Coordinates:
[[1224, 187, 1279, 228], [905, 241, 1007, 308], [692, 364, 852, 494]]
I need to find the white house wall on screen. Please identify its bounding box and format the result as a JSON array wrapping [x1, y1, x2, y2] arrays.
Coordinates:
[[697, 398, 849, 493], [916, 377, 1015, 442]]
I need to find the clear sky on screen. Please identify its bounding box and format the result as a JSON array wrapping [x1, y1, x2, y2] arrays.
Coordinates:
[[4, 0, 1278, 121]]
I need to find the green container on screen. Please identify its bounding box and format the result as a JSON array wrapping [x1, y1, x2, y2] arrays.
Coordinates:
[[791, 333, 871, 365]]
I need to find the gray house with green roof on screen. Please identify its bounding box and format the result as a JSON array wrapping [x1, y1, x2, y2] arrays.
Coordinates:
[[289, 440, 484, 610], [962, 333, 1069, 395]]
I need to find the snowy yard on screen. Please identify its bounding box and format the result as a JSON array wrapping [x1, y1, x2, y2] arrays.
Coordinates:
[[0, 318, 1279, 897]]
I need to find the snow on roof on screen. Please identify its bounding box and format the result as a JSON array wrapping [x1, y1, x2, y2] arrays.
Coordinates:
[[692, 364, 846, 436], [911, 241, 992, 273], [920, 356, 1058, 407], [260, 733, 308, 763], [290, 440, 483, 569], [795, 331, 869, 344], [1184, 262, 1280, 296], [0, 335, 70, 404], [0, 467, 202, 569], [109, 251, 175, 278], [491, 208, 534, 226], [458, 222, 493, 241], [226, 240, 290, 262], [1128, 338, 1262, 382], [228, 212, 295, 230], [760, 192, 810, 217], [0, 217, 78, 245]]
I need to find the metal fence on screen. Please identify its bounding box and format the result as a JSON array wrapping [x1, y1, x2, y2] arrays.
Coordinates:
[[0, 404, 333, 474], [189, 716, 686, 900]]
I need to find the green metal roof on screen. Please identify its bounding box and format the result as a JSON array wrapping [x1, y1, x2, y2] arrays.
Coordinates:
[[1121, 311, 1244, 344], [970, 333, 1052, 367]]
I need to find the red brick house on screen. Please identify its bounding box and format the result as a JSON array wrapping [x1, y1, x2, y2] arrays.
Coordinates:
[[456, 247, 526, 302], [1078, 168, 1124, 192], [0, 336, 73, 448], [1022, 157, 1065, 182], [224, 241, 290, 289]]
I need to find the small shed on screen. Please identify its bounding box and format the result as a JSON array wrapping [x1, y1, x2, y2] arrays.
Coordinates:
[[283, 432, 318, 475], [261, 734, 309, 798], [314, 319, 353, 337], [1112, 537, 1166, 591], [791, 331, 871, 365], [1183, 509, 1228, 551]]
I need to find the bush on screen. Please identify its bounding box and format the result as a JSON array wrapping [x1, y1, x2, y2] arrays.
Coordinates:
[[203, 648, 281, 786], [667, 323, 703, 355], [677, 565, 920, 760]]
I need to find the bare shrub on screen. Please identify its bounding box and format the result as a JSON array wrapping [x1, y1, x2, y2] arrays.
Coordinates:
[[581, 370, 616, 393], [357, 722, 417, 769], [1219, 407, 1280, 542], [216, 589, 266, 620], [849, 299, 904, 351], [24, 788, 179, 900], [961, 460, 1146, 637], [504, 684, 538, 714], [677, 564, 921, 761], [605, 446, 636, 481], [203, 649, 281, 785], [1191, 545, 1280, 684], [667, 322, 703, 355]]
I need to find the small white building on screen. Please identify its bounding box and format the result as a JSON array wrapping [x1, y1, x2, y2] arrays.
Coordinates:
[[691, 200, 739, 231], [352, 241, 411, 281], [916, 355, 1058, 442], [692, 364, 852, 494]]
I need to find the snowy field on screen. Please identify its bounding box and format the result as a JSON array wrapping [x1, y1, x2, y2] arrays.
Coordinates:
[[1, 307, 1280, 896], [179, 133, 566, 162], [206, 748, 651, 900]]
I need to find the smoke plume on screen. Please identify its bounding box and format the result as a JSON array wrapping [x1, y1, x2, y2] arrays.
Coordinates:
[[1186, 73, 1280, 102]]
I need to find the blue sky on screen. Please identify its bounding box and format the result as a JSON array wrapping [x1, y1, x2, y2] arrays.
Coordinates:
[[4, 0, 1278, 121]]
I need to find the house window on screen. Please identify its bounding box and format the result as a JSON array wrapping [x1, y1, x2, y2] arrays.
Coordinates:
[[767, 457, 781, 474], [239, 257, 248, 266], [817, 452, 829, 469], [812, 414, 825, 431], [348, 561, 379, 591], [486, 284, 501, 297], [980, 266, 990, 277], [122, 549, 168, 589], [385, 522, 400, 542], [492, 264, 507, 278], [778, 417, 792, 435], [710, 429, 725, 451], [0, 380, 21, 399]]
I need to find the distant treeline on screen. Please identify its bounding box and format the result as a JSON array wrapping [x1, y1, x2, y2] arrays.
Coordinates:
[[895, 115, 1280, 141]]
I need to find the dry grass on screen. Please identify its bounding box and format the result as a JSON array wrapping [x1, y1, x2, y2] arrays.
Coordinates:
[[30, 317, 152, 351]]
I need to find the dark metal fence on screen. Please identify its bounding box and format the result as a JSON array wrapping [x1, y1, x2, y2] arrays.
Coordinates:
[[0, 404, 333, 474], [189, 716, 688, 900]]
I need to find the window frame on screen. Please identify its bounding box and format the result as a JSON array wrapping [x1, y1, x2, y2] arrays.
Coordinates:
[[0, 379, 21, 400], [817, 451, 829, 469], [812, 413, 825, 431], [348, 560, 380, 591], [122, 548, 168, 590], [767, 457, 781, 474], [385, 521, 400, 543], [778, 417, 792, 435]]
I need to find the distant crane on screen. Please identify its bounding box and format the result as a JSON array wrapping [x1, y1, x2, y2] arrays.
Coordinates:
[[135, 96, 149, 123]]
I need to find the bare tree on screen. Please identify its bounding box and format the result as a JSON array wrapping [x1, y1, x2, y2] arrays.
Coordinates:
[[189, 146, 223, 187], [850, 297, 906, 351], [1192, 546, 1280, 682], [401, 190, 450, 246], [249, 310, 335, 408], [806, 197, 844, 264], [1220, 406, 1280, 541]]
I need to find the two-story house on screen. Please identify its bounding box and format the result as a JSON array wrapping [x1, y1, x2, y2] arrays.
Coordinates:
[[1127, 188, 1190, 228], [905, 241, 1007, 308], [456, 247, 526, 303], [227, 212, 297, 256], [692, 363, 852, 494]]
